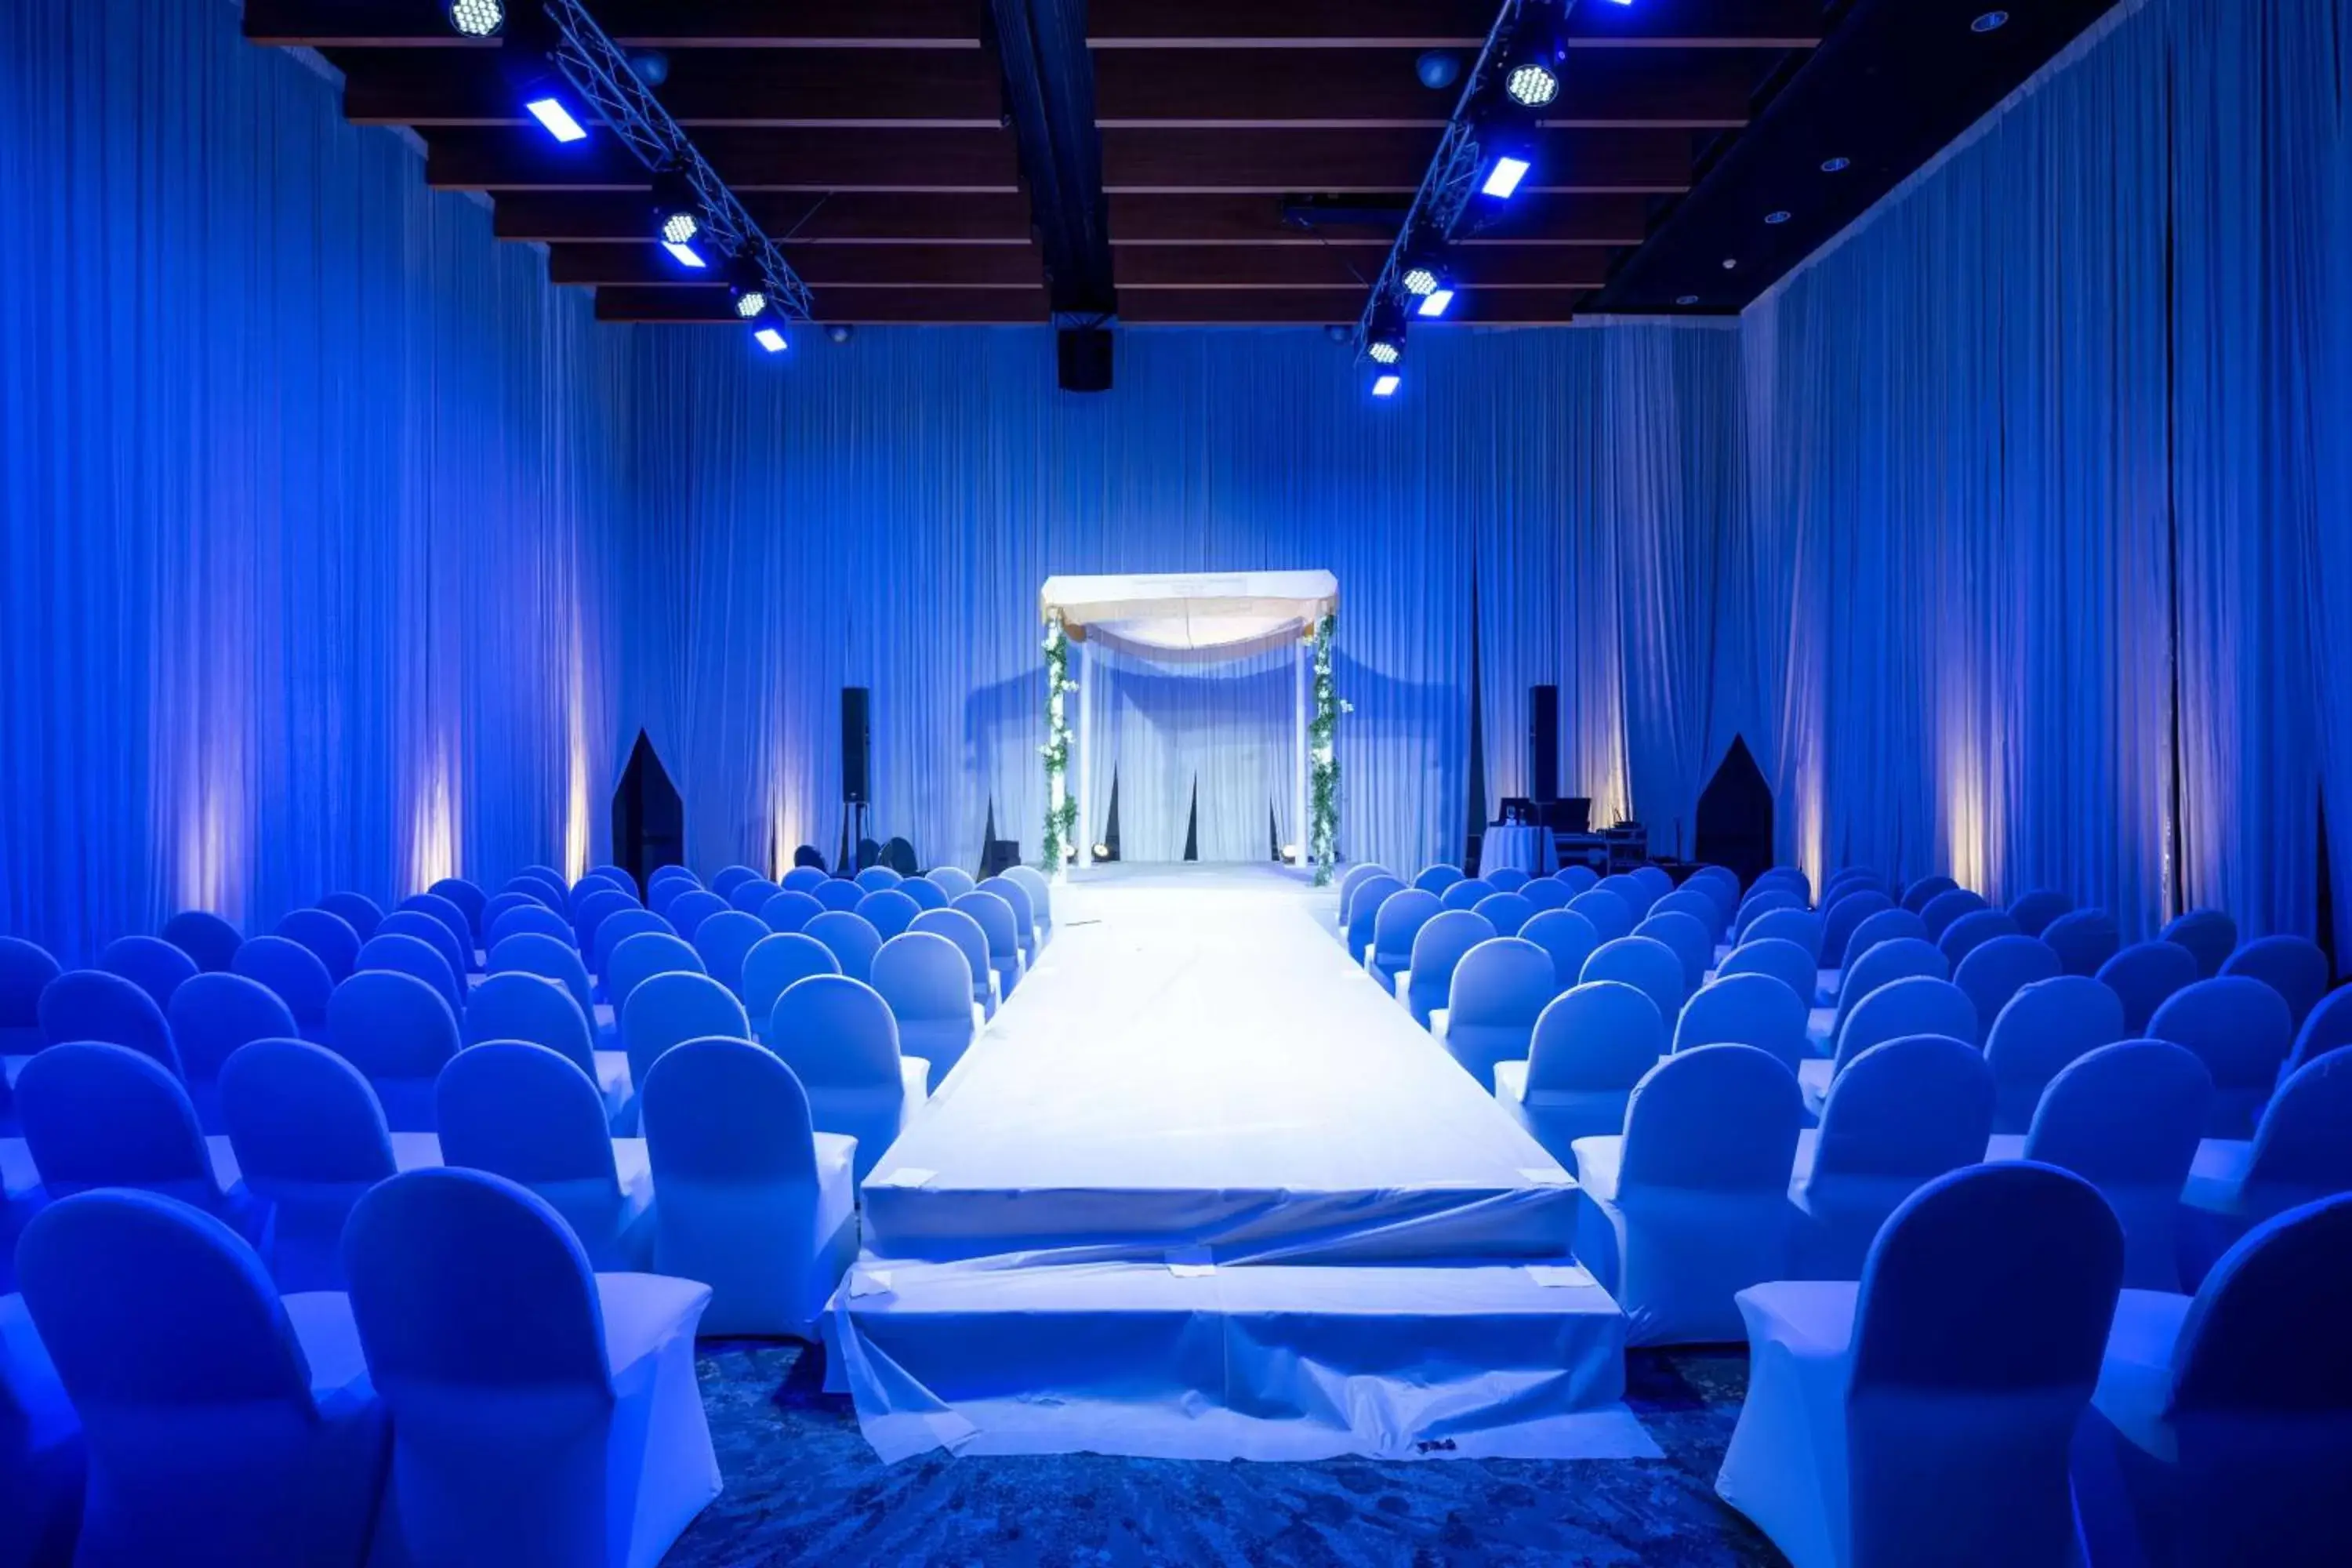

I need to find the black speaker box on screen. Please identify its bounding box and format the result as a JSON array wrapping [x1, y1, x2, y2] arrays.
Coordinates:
[[1058, 327, 1113, 394], [1529, 684, 1560, 802], [840, 687, 871, 804]]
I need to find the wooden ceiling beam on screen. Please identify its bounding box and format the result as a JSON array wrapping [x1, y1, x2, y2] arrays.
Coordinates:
[[493, 191, 1039, 244], [596, 285, 1052, 324], [1110, 245, 1613, 290], [1106, 191, 1652, 245], [423, 127, 1025, 192], [1100, 128, 1696, 194], [548, 242, 1046, 288], [245, 0, 986, 49]]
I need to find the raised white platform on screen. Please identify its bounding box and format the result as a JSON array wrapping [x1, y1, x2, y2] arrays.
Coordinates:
[[827, 862, 1646, 1463]]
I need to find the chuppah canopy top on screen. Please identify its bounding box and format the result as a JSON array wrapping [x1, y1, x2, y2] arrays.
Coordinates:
[[1040, 571, 1339, 652]]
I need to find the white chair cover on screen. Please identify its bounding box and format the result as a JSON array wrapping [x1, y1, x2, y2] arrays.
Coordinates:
[[160, 909, 243, 973], [806, 911, 884, 986], [2008, 1039, 2210, 1290], [2219, 934, 2330, 1027], [1804, 976, 1977, 1117], [1366, 887, 1440, 991], [2149, 976, 2294, 1138], [641, 1039, 858, 1337], [1716, 1162, 2122, 1568], [1790, 1035, 1992, 1279], [167, 972, 299, 1127], [16, 1043, 244, 1223], [36, 969, 180, 1073], [436, 1043, 655, 1271], [1439, 877, 1499, 913], [1716, 938, 1819, 1016], [97, 935, 198, 1010], [1635, 909, 1714, 992], [1402, 910, 1494, 1029], [768, 976, 927, 1181], [0, 1286, 80, 1566], [2159, 908, 2238, 979], [1494, 979, 1666, 1160], [2042, 908, 2121, 977], [466, 971, 629, 1126], [604, 931, 706, 1018], [1572, 1044, 1803, 1345], [951, 891, 1026, 1000], [664, 888, 731, 938], [872, 931, 979, 1089], [2097, 938, 2200, 1035], [1569, 888, 1635, 945], [356, 932, 463, 1018], [1518, 907, 1601, 994], [1936, 907, 2020, 967], [910, 908, 1000, 1019], [1746, 908, 1824, 962], [231, 935, 335, 1040], [2176, 1045, 2352, 1287], [325, 971, 458, 1133], [924, 866, 977, 902], [1579, 935, 1688, 1030], [619, 974, 750, 1132], [741, 933, 842, 1033], [855, 889, 923, 944], [758, 889, 825, 934], [1981, 973, 2124, 1133], [345, 1169, 720, 1567], [1831, 938, 1947, 1032], [1950, 934, 2063, 1046], [1918, 887, 1989, 942], [1673, 971, 1809, 1071], [690, 910, 769, 997], [1835, 906, 1929, 975], [1436, 935, 1553, 1088], [1472, 891, 1537, 938]]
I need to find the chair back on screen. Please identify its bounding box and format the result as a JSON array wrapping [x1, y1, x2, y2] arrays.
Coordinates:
[[168, 971, 299, 1084], [2025, 1040, 2211, 1185], [780, 865, 829, 895], [742, 933, 842, 1022], [1579, 935, 1687, 1025], [1982, 974, 2125, 1132], [2097, 939, 2200, 1034], [691, 910, 770, 996], [464, 971, 598, 1080], [489, 931, 597, 1022], [325, 970, 459, 1129], [1844, 1163, 2123, 1568], [38, 967, 181, 1073], [1441, 877, 1498, 913], [1833, 976, 1976, 1073], [1412, 864, 1465, 896], [664, 888, 731, 938], [1938, 907, 2020, 967], [642, 1036, 820, 1184], [1405, 911, 1495, 1024], [1446, 936, 1554, 1033], [1335, 863, 1391, 923], [873, 932, 974, 1026], [1820, 891, 1893, 969], [953, 891, 1023, 971], [399, 893, 477, 972], [911, 909, 994, 1005], [1555, 864, 1601, 896], [231, 935, 334, 1036], [318, 890, 385, 939], [2282, 984, 2352, 1080], [606, 930, 706, 1015], [2161, 908, 2239, 978], [2006, 888, 2074, 938], [622, 971, 750, 1090], [1900, 874, 1958, 913], [1516, 908, 1599, 994], [1715, 937, 1817, 1009], [900, 877, 946, 912], [1745, 907, 1822, 961], [1486, 867, 1531, 895], [1620, 1044, 1802, 1190], [814, 879, 864, 913], [1919, 887, 1989, 941], [854, 866, 903, 894], [160, 909, 242, 973], [378, 910, 469, 992], [977, 877, 1037, 951], [0, 935, 62, 1039], [17, 1042, 216, 1203], [1472, 891, 1537, 937], [1634, 909, 1711, 991], [1732, 887, 1802, 942], [2151, 976, 2295, 1135], [1951, 934, 2063, 1045], [220, 1037, 398, 1262], [926, 866, 978, 902], [1835, 937, 1948, 1028], [1754, 866, 1813, 904], [1649, 886, 1722, 938], [1519, 877, 1570, 914], [804, 910, 884, 985], [426, 877, 488, 940], [100, 934, 198, 1009], [1839, 906, 1929, 972], [1370, 887, 1442, 975], [728, 877, 784, 916], [1595, 873, 1653, 920], [590, 908, 675, 986], [488, 900, 574, 953], [2244, 1047, 2352, 1193], [648, 866, 699, 894], [711, 865, 762, 900], [1567, 888, 1634, 944], [1526, 981, 1667, 1098], [1810, 1035, 1993, 1184], [855, 889, 923, 942], [760, 889, 824, 933], [1344, 874, 1405, 958], [1002, 866, 1054, 931], [2162, 1194, 2352, 1566], [769, 975, 905, 1091], [1628, 865, 1675, 904], [2220, 935, 2329, 1027], [2042, 908, 2121, 976], [571, 887, 640, 952], [1672, 972, 1807, 1069], [435, 1043, 622, 1246], [484, 890, 554, 938], [357, 931, 463, 1017]]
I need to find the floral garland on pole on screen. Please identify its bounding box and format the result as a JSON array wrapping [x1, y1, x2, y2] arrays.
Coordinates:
[[1040, 611, 1079, 871], [1308, 612, 1347, 885]]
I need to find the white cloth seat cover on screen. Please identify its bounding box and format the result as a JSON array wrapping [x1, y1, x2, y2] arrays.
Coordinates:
[[1472, 891, 1537, 938], [768, 976, 928, 1181], [1746, 908, 1824, 962], [1571, 1044, 1803, 1346], [1717, 938, 1820, 1021], [358, 931, 463, 1019], [2097, 939, 2201, 1035], [1950, 935, 2063, 1047], [0, 1287, 81, 1566], [2159, 908, 2238, 979], [758, 889, 825, 934], [1715, 1162, 2124, 1568], [2042, 908, 2121, 977], [167, 971, 299, 1130], [1802, 977, 1976, 1119], [1981, 973, 2124, 1133], [2148, 977, 2293, 1138], [1836, 907, 1929, 975], [741, 933, 843, 1035], [1579, 935, 1689, 1031], [2218, 935, 2329, 1028], [1568, 888, 1635, 945], [690, 910, 770, 997], [951, 891, 1027, 1000], [1494, 979, 1665, 1161], [345, 1168, 720, 1567], [1367, 887, 1439, 992], [1402, 910, 1494, 1029], [1672, 971, 1809, 1072], [1789, 1035, 1992, 1279], [2175, 1045, 2352, 1287], [641, 1039, 858, 1337], [466, 971, 630, 1127], [909, 909, 1000, 1020], [230, 935, 335, 1041], [1635, 909, 1713, 993], [872, 931, 980, 1089], [16, 1189, 388, 1566], [1518, 907, 1602, 993], [1831, 938, 1948, 1032], [855, 889, 923, 945], [37, 968, 180, 1073], [436, 1043, 656, 1271], [491, 931, 599, 1023], [1436, 936, 1553, 1089], [619, 973, 750, 1134]]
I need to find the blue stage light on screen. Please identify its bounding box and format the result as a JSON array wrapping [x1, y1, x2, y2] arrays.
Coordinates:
[[1372, 374, 1401, 397], [1416, 288, 1455, 318], [753, 326, 788, 354], [524, 96, 588, 143], [1482, 156, 1530, 199]]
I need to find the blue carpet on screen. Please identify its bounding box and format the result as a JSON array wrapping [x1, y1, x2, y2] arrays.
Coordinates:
[[669, 1343, 1782, 1566]]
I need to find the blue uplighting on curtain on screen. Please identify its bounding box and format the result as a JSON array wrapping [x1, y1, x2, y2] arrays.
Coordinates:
[[0, 0, 634, 960], [1733, 0, 2352, 952], [626, 324, 1740, 878]]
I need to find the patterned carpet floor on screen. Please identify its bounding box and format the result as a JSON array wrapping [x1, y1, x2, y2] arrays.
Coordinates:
[[667, 1342, 1784, 1567]]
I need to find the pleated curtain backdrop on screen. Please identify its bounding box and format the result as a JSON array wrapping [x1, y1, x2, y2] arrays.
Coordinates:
[[0, 0, 633, 960]]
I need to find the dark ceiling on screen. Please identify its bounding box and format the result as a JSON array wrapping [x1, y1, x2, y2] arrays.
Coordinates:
[[244, 0, 2122, 328]]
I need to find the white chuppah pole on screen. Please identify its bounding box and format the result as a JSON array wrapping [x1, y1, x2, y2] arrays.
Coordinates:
[[1076, 641, 1092, 869], [1294, 637, 1309, 862]]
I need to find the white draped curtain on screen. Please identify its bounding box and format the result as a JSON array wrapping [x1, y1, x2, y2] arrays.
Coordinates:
[[1081, 636, 1297, 862]]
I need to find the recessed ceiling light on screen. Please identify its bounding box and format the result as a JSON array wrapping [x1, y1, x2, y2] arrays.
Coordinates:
[[1973, 11, 2009, 32], [1765, 210, 1791, 225], [1722, 258, 1737, 270], [1820, 156, 1851, 172], [1676, 295, 1699, 306]]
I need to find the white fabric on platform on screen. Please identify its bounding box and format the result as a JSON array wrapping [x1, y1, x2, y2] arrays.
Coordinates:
[[828, 864, 1642, 1463], [1042, 570, 1336, 652]]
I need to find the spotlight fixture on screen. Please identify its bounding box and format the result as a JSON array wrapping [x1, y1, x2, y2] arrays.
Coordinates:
[[732, 288, 768, 320], [1402, 264, 1442, 297], [1416, 52, 1461, 91], [500, 5, 590, 144], [1764, 210, 1791, 225], [1481, 155, 1532, 200], [652, 169, 706, 268], [524, 95, 589, 143], [1367, 334, 1403, 366], [1092, 841, 1112, 859], [1972, 11, 2009, 32], [630, 49, 670, 86], [1505, 59, 1559, 109], [1280, 843, 1300, 863], [1820, 156, 1851, 172], [1416, 288, 1456, 319], [445, 0, 503, 36], [753, 326, 788, 354], [1372, 374, 1402, 398]]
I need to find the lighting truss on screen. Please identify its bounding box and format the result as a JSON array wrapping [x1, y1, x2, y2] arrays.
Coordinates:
[[539, 0, 812, 322], [1349, 0, 1581, 367]]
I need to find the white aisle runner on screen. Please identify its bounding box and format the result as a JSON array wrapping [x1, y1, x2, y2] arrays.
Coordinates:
[[825, 863, 1653, 1463]]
